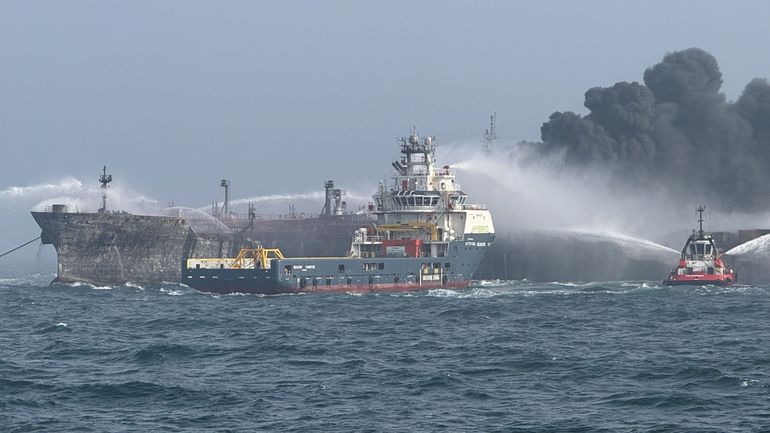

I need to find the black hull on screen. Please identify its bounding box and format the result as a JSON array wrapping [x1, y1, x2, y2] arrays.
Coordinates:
[[662, 279, 734, 287]]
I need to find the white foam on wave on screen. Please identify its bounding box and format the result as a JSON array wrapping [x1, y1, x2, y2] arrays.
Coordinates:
[[477, 279, 531, 289], [425, 287, 509, 299], [740, 378, 759, 387], [419, 280, 670, 298], [124, 281, 145, 290], [62, 281, 114, 290], [55, 322, 68, 327], [691, 284, 758, 295], [160, 288, 185, 296], [424, 288, 463, 298]]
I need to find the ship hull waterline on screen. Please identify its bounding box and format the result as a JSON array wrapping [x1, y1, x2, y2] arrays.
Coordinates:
[[185, 280, 473, 295], [662, 277, 734, 287]]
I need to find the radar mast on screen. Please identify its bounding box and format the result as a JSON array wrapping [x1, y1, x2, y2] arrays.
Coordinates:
[[98, 166, 112, 213], [483, 113, 497, 153], [697, 205, 706, 236]]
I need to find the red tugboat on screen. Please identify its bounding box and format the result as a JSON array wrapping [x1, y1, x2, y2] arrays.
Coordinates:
[[664, 206, 736, 286]]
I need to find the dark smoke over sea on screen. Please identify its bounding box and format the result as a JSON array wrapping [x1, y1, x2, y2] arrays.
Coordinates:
[[537, 48, 770, 212]]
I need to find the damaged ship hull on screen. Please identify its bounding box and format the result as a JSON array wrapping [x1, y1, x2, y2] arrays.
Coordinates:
[[31, 211, 237, 286], [31, 210, 373, 286]]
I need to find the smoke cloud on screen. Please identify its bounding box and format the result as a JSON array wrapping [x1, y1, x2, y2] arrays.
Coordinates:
[[535, 47, 770, 212]]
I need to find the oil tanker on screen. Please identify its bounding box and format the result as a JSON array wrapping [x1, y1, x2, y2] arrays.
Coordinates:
[[32, 168, 372, 286]]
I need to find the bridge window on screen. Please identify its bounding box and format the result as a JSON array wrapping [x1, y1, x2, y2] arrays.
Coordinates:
[[338, 264, 345, 273]]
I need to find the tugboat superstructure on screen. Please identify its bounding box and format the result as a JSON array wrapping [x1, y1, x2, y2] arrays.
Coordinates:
[[183, 129, 495, 294], [663, 206, 736, 286]]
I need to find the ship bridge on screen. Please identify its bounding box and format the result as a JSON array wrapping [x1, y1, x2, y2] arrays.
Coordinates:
[[682, 235, 718, 262]]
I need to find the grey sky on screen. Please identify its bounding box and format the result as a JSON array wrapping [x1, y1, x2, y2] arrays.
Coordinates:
[[2, 0, 770, 250]]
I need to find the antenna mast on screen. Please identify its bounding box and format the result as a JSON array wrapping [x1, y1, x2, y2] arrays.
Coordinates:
[[98, 165, 112, 213], [697, 205, 705, 236], [483, 113, 497, 153]]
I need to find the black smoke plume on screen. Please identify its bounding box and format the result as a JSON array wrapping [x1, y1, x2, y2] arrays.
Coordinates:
[[536, 48, 770, 211]]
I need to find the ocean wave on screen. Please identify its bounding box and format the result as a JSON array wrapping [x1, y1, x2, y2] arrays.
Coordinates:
[[690, 284, 762, 295], [601, 391, 718, 410], [0, 273, 56, 288], [130, 344, 197, 364], [0, 378, 57, 393], [61, 381, 206, 401], [32, 322, 72, 334], [56, 281, 115, 290], [3, 277, 770, 431], [416, 281, 670, 298], [159, 288, 185, 296]]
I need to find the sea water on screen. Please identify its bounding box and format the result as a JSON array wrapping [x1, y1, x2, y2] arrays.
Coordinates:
[[1, 275, 769, 432]]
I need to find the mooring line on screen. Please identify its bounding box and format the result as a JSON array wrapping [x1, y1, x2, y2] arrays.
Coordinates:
[[0, 236, 41, 259]]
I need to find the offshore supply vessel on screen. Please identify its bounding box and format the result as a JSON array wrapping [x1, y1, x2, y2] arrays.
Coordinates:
[[31, 168, 371, 286], [183, 129, 495, 294], [663, 206, 736, 286]]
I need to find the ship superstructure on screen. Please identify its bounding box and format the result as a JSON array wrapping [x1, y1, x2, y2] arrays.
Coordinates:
[[183, 129, 495, 294], [352, 128, 494, 277]]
